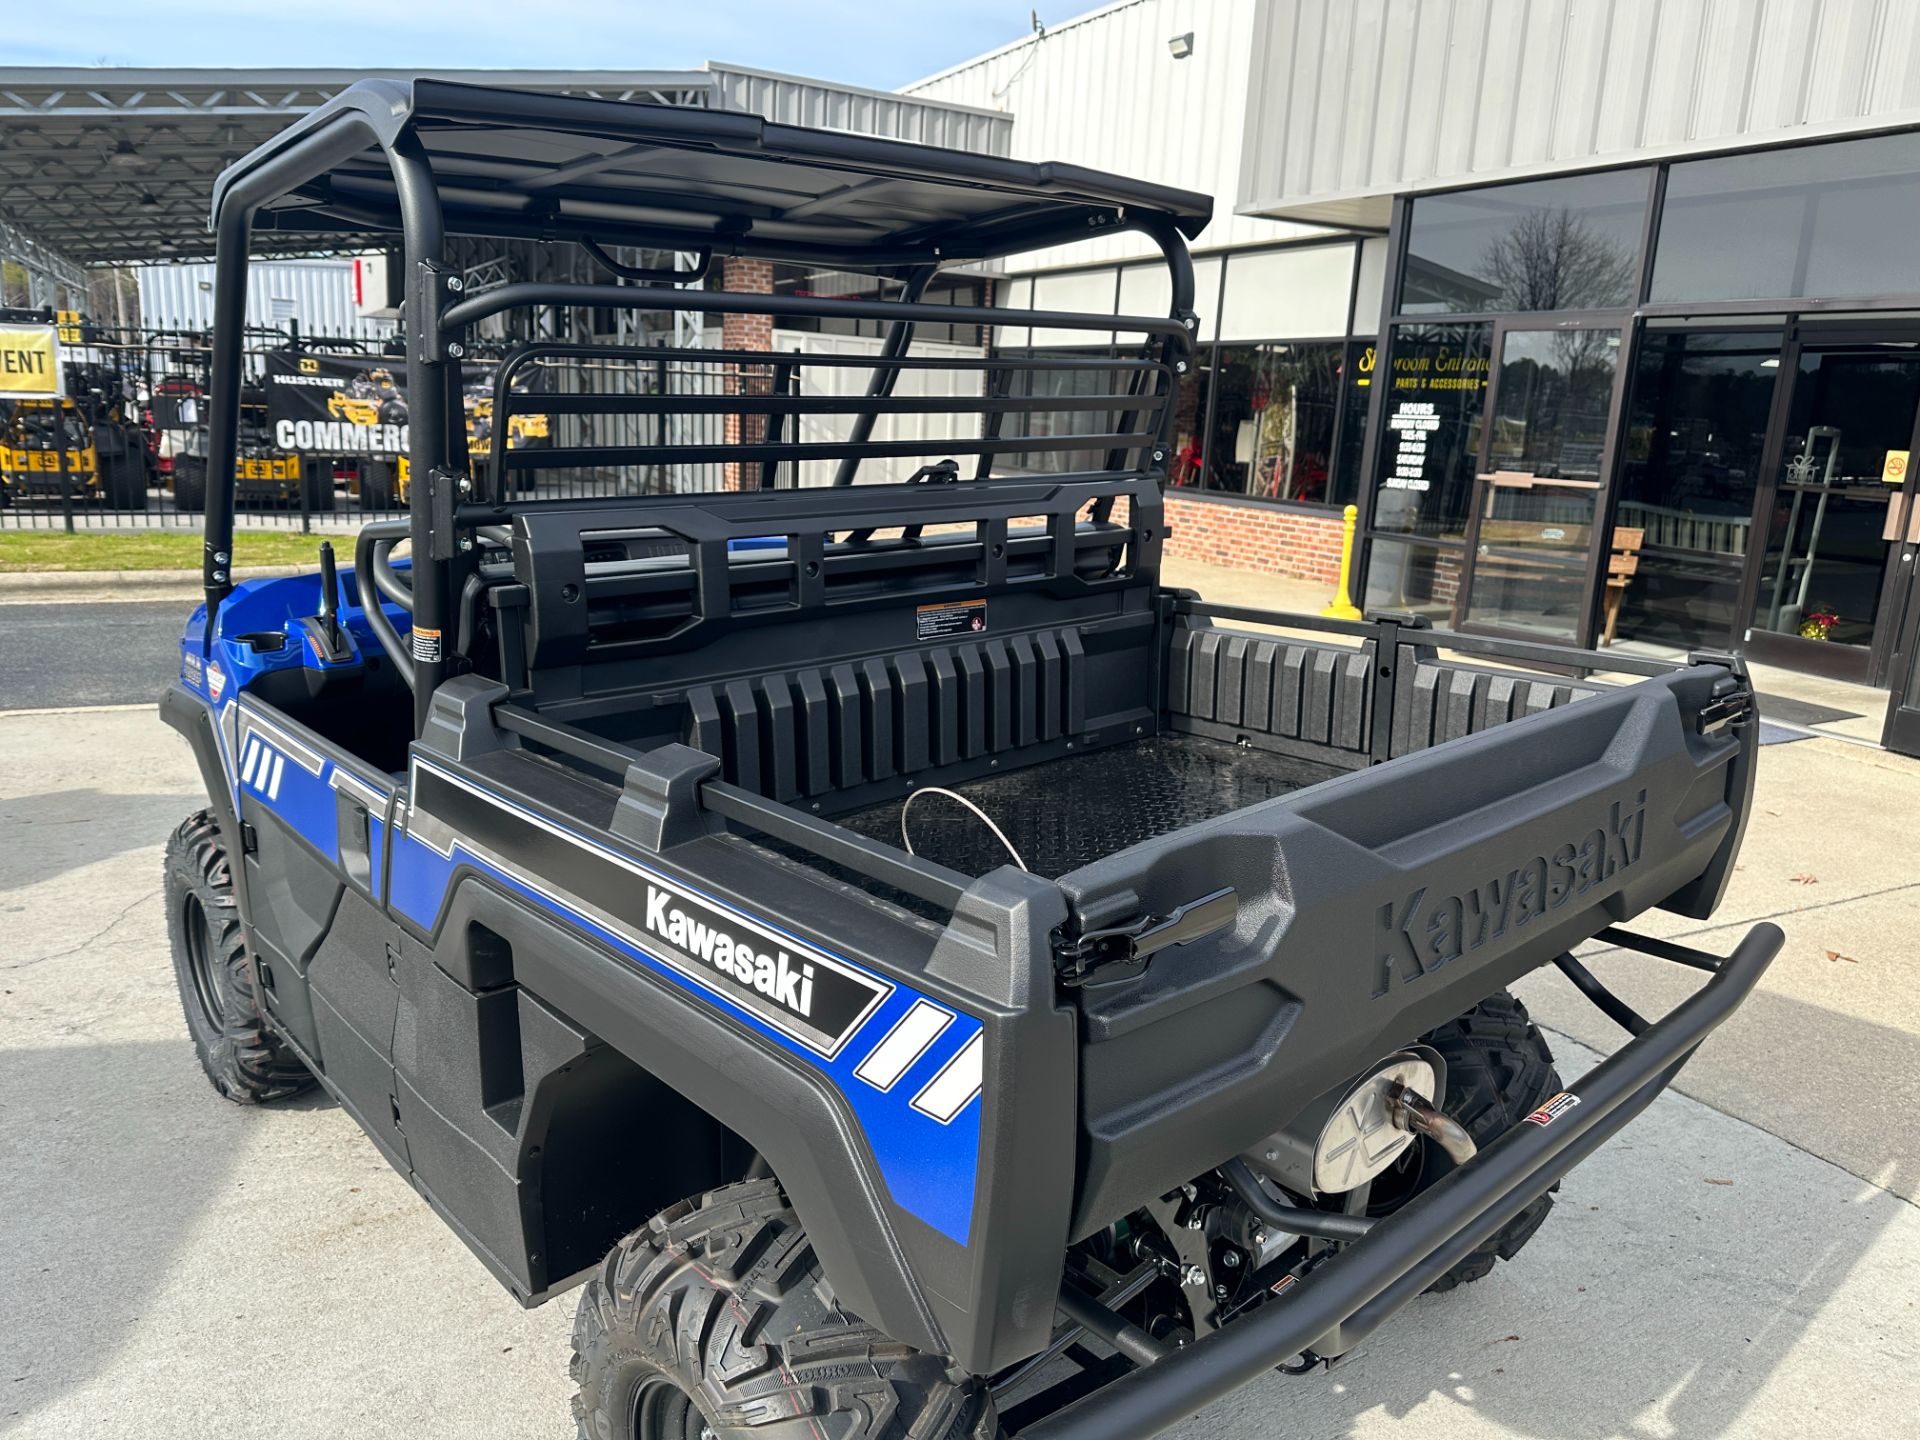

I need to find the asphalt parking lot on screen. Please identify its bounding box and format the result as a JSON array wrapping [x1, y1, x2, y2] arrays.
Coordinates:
[[3, 600, 1919, 1438]]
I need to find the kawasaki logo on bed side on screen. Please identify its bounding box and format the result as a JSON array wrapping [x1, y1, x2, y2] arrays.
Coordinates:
[[1374, 789, 1646, 998], [641, 881, 888, 1057]]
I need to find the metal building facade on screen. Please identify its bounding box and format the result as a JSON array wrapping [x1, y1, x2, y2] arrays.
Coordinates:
[[707, 63, 1008, 156], [136, 258, 387, 337], [1238, 0, 1920, 227], [903, 0, 1321, 270]]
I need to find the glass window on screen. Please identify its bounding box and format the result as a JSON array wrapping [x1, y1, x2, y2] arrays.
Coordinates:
[[1196, 342, 1345, 501], [1651, 132, 1920, 304], [1611, 329, 1782, 648], [1353, 239, 1390, 331], [771, 265, 986, 345], [1363, 536, 1465, 626], [1167, 354, 1209, 490], [1218, 245, 1355, 341], [1370, 322, 1493, 540], [1330, 339, 1375, 509], [1121, 256, 1224, 342], [997, 347, 1125, 476], [1030, 269, 1118, 348], [1400, 170, 1648, 315]]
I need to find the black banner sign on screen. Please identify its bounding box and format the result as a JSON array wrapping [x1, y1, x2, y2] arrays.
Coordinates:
[[265, 350, 409, 457]]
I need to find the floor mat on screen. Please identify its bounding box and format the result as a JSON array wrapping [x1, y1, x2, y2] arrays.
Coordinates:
[[1757, 693, 1861, 727]]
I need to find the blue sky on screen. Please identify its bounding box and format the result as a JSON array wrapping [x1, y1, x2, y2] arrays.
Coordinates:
[[0, 1, 1091, 91]]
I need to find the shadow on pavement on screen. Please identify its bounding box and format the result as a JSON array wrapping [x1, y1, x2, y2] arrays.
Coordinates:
[[1171, 996, 1918, 1440], [0, 1039, 243, 1429], [0, 789, 200, 894]]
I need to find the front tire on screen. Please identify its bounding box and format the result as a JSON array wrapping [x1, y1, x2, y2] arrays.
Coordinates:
[[164, 810, 313, 1103], [571, 1179, 997, 1440]]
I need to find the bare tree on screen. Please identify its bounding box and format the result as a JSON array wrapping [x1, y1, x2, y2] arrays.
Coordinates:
[[86, 267, 140, 329], [1478, 207, 1633, 313]]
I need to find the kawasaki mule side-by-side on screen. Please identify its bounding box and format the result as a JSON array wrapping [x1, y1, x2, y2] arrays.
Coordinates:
[[159, 79, 1777, 1439]]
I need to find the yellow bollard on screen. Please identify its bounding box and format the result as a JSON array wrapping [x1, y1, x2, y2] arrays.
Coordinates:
[[1321, 503, 1363, 620]]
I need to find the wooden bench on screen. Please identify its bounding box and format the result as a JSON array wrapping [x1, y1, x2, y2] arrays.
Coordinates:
[[1599, 526, 1644, 646]]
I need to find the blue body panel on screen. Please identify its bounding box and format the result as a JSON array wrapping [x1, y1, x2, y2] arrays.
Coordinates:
[[172, 565, 984, 1245], [385, 775, 985, 1245], [176, 566, 412, 710]]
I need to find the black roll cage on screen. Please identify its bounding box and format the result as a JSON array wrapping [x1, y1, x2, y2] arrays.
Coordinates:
[[199, 79, 1208, 734]]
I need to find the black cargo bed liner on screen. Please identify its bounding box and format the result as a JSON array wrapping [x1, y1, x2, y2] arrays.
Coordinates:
[[838, 733, 1337, 879]]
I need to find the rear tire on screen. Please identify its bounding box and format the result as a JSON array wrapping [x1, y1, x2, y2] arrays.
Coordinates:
[[571, 1179, 998, 1440], [103, 446, 147, 508], [1369, 991, 1562, 1291], [301, 460, 334, 513], [172, 456, 207, 513], [360, 465, 395, 511], [164, 810, 313, 1104]]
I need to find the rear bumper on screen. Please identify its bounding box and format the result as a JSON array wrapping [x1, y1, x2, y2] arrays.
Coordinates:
[[1017, 920, 1784, 1440]]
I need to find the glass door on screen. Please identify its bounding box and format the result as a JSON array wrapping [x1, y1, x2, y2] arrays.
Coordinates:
[[1607, 328, 1784, 653], [1458, 323, 1624, 640], [1885, 512, 1920, 755], [1741, 336, 1920, 684]]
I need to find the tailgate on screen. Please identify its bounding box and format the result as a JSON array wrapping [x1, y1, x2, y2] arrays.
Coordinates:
[[1059, 661, 1755, 1239]]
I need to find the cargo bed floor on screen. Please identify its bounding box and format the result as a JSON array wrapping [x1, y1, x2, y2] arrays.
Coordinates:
[[839, 733, 1335, 879]]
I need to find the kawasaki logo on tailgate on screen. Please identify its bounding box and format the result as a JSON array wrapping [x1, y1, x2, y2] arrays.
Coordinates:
[[641, 881, 890, 1057], [1375, 789, 1646, 998]]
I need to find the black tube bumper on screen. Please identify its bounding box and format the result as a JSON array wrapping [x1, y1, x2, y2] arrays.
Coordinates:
[[1017, 921, 1784, 1440]]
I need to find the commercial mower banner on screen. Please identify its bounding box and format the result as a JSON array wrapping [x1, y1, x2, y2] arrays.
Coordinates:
[[0, 325, 63, 400], [265, 350, 409, 458]]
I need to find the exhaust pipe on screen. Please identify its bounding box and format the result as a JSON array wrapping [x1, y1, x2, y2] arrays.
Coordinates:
[[1386, 1081, 1476, 1166]]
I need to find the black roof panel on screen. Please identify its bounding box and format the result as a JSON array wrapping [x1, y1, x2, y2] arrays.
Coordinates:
[[214, 78, 1213, 265]]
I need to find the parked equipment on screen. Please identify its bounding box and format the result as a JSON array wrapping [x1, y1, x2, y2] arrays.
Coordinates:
[[158, 80, 1775, 1440], [0, 310, 148, 509]]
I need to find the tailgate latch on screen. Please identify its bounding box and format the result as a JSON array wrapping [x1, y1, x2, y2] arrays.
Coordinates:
[[1697, 680, 1754, 735], [1055, 887, 1238, 987]]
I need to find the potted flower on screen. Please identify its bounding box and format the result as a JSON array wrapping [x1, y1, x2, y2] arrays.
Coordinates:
[[1798, 605, 1840, 640]]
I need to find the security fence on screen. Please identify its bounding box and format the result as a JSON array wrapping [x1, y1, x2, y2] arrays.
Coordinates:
[[1, 312, 1027, 534], [0, 317, 742, 534]]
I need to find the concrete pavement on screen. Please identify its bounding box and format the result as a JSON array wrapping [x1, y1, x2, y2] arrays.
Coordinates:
[[0, 600, 191, 710], [3, 697, 1918, 1436]]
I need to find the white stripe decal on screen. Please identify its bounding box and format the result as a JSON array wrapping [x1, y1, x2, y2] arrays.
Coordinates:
[[241, 739, 262, 786], [235, 704, 326, 775], [267, 753, 286, 800], [854, 1000, 953, 1092], [911, 1032, 984, 1124]]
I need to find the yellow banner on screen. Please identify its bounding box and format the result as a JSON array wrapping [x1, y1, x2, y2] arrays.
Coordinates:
[[0, 325, 63, 399]]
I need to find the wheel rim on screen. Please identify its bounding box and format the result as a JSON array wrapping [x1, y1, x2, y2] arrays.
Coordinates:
[[180, 892, 227, 1026], [630, 1376, 711, 1440]]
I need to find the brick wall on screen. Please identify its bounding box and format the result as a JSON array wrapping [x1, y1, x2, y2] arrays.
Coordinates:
[[721, 257, 774, 491], [1163, 493, 1347, 584]]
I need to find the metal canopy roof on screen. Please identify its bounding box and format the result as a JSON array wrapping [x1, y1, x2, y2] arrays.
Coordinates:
[[0, 66, 1014, 268], [220, 78, 1212, 268]]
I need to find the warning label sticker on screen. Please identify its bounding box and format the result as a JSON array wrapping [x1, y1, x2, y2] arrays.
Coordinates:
[[916, 598, 987, 641], [1523, 1092, 1582, 1128], [412, 627, 443, 663]]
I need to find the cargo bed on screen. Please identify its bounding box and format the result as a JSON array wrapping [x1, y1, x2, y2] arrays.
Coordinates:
[[840, 733, 1335, 879]]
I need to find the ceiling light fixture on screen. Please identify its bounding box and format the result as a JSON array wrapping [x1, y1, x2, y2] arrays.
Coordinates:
[[109, 138, 144, 169]]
